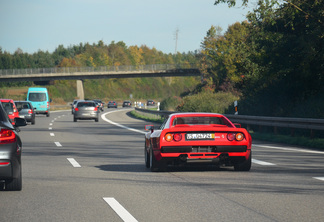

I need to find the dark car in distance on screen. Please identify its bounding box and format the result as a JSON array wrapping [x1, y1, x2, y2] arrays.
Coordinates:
[[14, 101, 36, 125], [71, 99, 84, 114], [73, 101, 99, 122], [122, 100, 132, 107], [0, 101, 27, 191], [93, 99, 104, 111], [107, 101, 118, 108], [147, 100, 156, 106]]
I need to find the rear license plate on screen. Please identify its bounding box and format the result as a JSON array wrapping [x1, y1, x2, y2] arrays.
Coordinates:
[[186, 133, 215, 140]]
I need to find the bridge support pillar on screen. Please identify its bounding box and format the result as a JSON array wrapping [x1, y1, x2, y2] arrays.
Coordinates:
[[76, 80, 84, 100]]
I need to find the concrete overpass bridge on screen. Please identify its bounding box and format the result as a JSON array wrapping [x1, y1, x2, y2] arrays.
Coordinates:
[[0, 64, 201, 99]]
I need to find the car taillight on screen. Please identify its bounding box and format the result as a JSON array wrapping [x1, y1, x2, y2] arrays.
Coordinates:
[[164, 133, 182, 142], [164, 133, 173, 142], [173, 133, 182, 142], [47, 102, 49, 108], [0, 162, 10, 166], [0, 129, 16, 144], [75, 108, 79, 111], [227, 132, 244, 141], [94, 107, 98, 111], [235, 133, 244, 141], [28, 109, 33, 114]]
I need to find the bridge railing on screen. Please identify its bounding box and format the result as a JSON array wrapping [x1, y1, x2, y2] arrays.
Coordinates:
[[0, 64, 199, 76]]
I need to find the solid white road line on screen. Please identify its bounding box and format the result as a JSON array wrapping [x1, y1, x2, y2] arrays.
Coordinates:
[[101, 110, 146, 135], [252, 159, 276, 166], [50, 133, 55, 136], [313, 177, 324, 181], [254, 144, 324, 155], [67, 158, 81, 168], [54, 142, 62, 147], [103, 197, 138, 222]]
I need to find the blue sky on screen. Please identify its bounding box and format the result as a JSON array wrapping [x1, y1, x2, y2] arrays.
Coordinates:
[[0, 0, 252, 54]]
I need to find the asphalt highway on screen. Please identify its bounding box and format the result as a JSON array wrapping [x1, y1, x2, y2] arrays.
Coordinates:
[[1, 108, 324, 222]]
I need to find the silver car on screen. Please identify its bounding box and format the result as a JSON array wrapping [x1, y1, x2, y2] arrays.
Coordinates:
[[73, 101, 99, 122], [0, 102, 27, 191]]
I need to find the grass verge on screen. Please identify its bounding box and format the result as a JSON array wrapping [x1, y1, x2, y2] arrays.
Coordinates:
[[129, 110, 164, 123]]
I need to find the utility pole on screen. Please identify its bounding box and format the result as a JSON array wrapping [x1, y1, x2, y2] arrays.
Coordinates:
[[174, 27, 179, 54]]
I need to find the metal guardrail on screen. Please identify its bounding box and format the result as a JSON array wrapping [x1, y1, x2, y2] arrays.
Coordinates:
[[134, 107, 324, 133], [0, 64, 198, 75], [225, 114, 324, 131]]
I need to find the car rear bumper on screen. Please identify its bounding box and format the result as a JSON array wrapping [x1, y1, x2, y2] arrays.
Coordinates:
[[74, 112, 98, 119], [0, 161, 13, 178], [155, 146, 250, 162], [35, 110, 49, 114], [0, 143, 21, 179], [20, 114, 33, 122]]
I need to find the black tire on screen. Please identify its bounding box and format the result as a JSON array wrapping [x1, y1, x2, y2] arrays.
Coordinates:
[[149, 148, 166, 172], [95, 118, 99, 122], [74, 117, 77, 122], [145, 143, 150, 168], [31, 118, 35, 125], [6, 165, 22, 191], [46, 112, 50, 117], [150, 148, 159, 172], [234, 152, 252, 171]]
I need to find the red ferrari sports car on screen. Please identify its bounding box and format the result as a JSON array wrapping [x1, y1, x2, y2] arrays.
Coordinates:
[[144, 113, 252, 171]]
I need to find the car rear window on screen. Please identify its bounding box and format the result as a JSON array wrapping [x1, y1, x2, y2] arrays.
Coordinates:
[[2, 102, 13, 113], [28, 92, 46, 101], [77, 102, 95, 107], [172, 116, 232, 127], [15, 102, 31, 110]]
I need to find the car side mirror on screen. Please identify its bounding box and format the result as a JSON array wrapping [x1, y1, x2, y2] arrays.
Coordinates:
[[145, 125, 154, 132]]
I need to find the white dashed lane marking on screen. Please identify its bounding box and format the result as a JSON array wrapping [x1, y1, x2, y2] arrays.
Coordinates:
[[103, 197, 138, 222], [54, 142, 62, 147], [67, 158, 81, 168], [313, 177, 324, 181], [252, 159, 276, 166], [50, 133, 55, 136]]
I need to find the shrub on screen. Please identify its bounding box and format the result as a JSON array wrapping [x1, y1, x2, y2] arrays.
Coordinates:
[[176, 91, 239, 114]]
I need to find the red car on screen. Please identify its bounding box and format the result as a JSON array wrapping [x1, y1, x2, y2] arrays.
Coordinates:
[[0, 99, 19, 125], [144, 113, 252, 172]]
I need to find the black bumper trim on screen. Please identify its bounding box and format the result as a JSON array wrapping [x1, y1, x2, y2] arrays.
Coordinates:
[[161, 145, 247, 153]]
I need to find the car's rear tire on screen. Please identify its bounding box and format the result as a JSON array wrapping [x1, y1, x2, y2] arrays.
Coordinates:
[[150, 148, 166, 172], [150, 149, 159, 172], [95, 118, 98, 122], [6, 165, 22, 191], [74, 117, 77, 122], [234, 152, 251, 171], [31, 118, 35, 125], [145, 144, 150, 168]]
